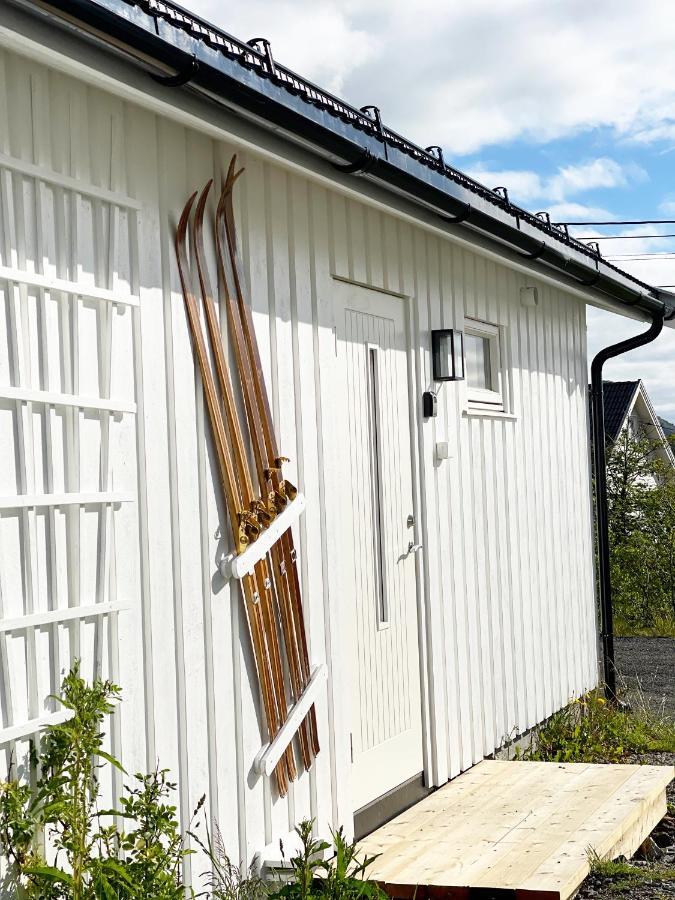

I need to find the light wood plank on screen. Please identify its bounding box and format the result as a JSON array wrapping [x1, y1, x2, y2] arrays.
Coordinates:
[[360, 761, 674, 900]]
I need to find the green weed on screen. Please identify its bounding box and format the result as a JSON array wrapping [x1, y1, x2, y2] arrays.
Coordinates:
[[588, 847, 675, 890], [615, 616, 675, 638], [190, 819, 268, 900], [268, 820, 387, 900], [517, 690, 675, 763], [0, 663, 193, 899]]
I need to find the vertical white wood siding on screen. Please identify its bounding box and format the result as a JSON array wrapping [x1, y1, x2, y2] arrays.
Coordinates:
[[0, 41, 598, 873]]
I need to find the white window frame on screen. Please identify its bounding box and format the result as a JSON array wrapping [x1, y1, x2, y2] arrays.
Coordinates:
[[464, 318, 506, 413]]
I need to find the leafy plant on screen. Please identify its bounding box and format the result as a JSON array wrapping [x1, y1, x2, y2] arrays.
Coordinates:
[[605, 427, 675, 633], [0, 663, 193, 899], [190, 819, 267, 900], [518, 689, 675, 763], [270, 820, 387, 900]]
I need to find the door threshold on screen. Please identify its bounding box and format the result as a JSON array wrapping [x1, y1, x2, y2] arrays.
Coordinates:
[[354, 772, 430, 840]]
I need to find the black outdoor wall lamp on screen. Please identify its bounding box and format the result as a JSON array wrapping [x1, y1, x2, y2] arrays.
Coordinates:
[[423, 329, 465, 418], [432, 329, 465, 381]]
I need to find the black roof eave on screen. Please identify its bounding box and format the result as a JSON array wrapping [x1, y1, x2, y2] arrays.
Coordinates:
[[31, 0, 675, 321]]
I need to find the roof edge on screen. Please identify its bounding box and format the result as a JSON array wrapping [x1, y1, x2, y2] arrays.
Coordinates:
[[16, 0, 675, 323]]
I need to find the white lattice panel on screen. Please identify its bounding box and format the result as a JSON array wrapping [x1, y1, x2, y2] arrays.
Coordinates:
[[0, 75, 139, 794]]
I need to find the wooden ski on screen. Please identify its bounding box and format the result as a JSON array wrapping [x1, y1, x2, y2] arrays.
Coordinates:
[[175, 191, 293, 795], [193, 182, 297, 782], [194, 180, 314, 772], [216, 158, 320, 762]]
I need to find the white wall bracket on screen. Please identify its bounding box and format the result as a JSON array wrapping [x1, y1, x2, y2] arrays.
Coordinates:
[[253, 663, 327, 777], [219, 493, 306, 580]]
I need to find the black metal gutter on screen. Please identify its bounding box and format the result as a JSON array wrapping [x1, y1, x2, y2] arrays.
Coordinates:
[[25, 0, 675, 322], [589, 314, 665, 701]]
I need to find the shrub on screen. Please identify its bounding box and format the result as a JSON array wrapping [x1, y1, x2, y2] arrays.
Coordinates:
[[269, 820, 387, 900], [0, 663, 193, 899], [518, 690, 675, 763], [190, 820, 267, 900]]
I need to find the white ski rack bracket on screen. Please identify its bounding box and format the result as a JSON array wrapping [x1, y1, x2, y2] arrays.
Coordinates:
[[253, 663, 327, 777], [219, 492, 306, 580]]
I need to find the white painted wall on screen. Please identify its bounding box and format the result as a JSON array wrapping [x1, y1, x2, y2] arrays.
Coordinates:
[[0, 33, 598, 880]]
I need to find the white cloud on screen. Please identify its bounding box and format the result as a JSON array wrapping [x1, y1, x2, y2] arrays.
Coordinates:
[[186, 0, 675, 154], [544, 202, 614, 221], [463, 167, 544, 202], [571, 225, 675, 260], [548, 159, 645, 201], [630, 124, 675, 145], [463, 158, 642, 211], [190, 0, 378, 94]]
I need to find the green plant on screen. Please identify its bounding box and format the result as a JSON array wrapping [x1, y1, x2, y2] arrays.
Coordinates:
[[0, 663, 193, 899], [605, 428, 675, 634], [587, 847, 675, 888], [190, 818, 267, 900], [269, 820, 387, 900], [517, 690, 675, 763]]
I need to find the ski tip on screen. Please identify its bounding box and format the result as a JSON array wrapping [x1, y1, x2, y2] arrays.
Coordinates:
[[177, 190, 199, 241], [195, 180, 213, 223], [216, 167, 245, 221]]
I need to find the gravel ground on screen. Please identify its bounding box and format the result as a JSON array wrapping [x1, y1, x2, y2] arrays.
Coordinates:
[[575, 638, 675, 899], [615, 637, 675, 719]]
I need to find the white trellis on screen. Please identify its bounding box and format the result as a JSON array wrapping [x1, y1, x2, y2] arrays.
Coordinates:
[[0, 84, 139, 790]]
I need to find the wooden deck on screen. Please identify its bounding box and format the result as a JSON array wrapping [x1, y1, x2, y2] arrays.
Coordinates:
[[358, 759, 674, 900]]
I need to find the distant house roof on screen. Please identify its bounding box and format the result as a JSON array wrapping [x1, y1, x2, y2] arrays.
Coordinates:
[[29, 0, 675, 321], [599, 380, 675, 469], [602, 381, 640, 442]]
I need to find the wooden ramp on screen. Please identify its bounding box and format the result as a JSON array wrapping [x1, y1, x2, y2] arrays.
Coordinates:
[[358, 759, 673, 900]]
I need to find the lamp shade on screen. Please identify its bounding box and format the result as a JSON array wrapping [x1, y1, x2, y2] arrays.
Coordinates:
[[431, 329, 464, 381]]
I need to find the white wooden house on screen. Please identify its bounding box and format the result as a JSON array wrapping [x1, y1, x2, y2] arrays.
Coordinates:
[[1, 0, 674, 879], [602, 380, 675, 476]]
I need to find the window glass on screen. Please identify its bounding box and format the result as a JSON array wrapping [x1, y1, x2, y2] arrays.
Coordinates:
[[465, 332, 491, 390]]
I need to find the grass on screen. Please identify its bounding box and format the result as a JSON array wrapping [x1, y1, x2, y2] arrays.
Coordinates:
[[588, 849, 675, 893], [517, 689, 675, 763], [615, 616, 675, 638]]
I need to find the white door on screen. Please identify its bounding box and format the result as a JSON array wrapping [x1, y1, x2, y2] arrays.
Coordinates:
[[336, 282, 423, 813]]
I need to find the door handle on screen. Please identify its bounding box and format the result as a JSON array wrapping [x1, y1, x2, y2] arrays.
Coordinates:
[[406, 541, 423, 556]]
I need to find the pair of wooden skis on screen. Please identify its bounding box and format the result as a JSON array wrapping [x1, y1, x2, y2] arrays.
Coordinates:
[[175, 158, 318, 796]]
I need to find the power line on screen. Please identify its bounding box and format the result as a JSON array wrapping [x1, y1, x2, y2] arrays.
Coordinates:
[[556, 219, 675, 226], [578, 233, 675, 241], [605, 253, 675, 260]]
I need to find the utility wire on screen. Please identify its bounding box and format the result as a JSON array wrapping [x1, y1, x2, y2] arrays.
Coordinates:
[[577, 233, 675, 241], [605, 253, 675, 260], [556, 219, 675, 226]]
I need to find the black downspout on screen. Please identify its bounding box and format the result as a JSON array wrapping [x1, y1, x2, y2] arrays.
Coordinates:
[[589, 312, 664, 701]]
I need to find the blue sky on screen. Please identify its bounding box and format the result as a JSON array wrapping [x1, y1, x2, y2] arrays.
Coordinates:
[[189, 0, 675, 419]]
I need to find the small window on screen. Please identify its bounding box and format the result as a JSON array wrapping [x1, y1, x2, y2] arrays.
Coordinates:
[[464, 319, 507, 412], [465, 332, 491, 390]]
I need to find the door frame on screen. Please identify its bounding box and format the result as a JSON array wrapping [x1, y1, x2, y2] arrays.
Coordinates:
[[326, 274, 438, 831]]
